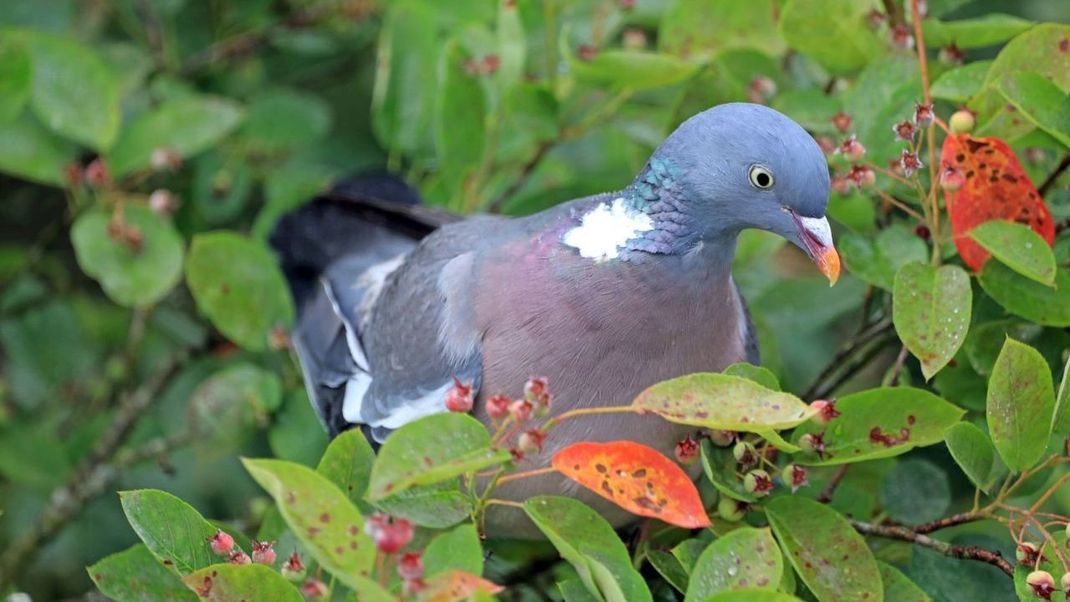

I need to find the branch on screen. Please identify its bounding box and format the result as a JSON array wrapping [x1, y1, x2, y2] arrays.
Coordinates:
[[816, 465, 850, 503], [802, 317, 896, 400], [486, 141, 553, 213], [850, 520, 1014, 577], [1038, 154, 1070, 198], [0, 354, 190, 587], [913, 511, 986, 535]]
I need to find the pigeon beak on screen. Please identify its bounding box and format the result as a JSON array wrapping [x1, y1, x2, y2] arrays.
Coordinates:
[[791, 212, 840, 286]]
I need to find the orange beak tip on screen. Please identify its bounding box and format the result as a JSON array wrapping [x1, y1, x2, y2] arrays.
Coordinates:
[[819, 247, 841, 286]]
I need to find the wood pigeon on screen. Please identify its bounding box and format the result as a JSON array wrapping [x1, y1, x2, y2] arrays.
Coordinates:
[[271, 103, 838, 533]]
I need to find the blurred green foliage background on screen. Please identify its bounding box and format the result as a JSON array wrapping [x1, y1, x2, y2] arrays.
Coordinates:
[[0, 0, 1069, 599]]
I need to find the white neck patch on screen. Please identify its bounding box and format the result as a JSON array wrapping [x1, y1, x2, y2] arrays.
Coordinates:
[[562, 198, 653, 262]]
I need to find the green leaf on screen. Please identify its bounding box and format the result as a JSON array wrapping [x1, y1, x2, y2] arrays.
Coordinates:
[[978, 263, 1070, 327], [969, 220, 1056, 285], [0, 111, 75, 185], [372, 2, 438, 158], [921, 14, 1033, 49], [632, 373, 814, 433], [840, 226, 928, 291], [185, 232, 295, 351], [702, 592, 801, 602], [70, 205, 184, 308], [366, 412, 510, 501], [24, 31, 119, 149], [108, 96, 244, 177], [722, 363, 779, 390], [317, 428, 375, 512], [779, 0, 885, 74], [684, 528, 782, 602], [998, 71, 1070, 149], [495, 0, 526, 94], [238, 88, 330, 152], [268, 389, 328, 467], [647, 550, 689, 594], [659, 0, 785, 59], [766, 497, 883, 602], [892, 262, 972, 380], [700, 440, 757, 503], [423, 524, 483, 578], [119, 489, 218, 575], [524, 496, 652, 602], [843, 57, 921, 169], [943, 422, 998, 493], [88, 543, 197, 601], [879, 459, 950, 523], [878, 561, 931, 602], [188, 363, 282, 450], [1053, 355, 1070, 437], [180, 564, 302, 601], [792, 387, 965, 465], [910, 538, 1014, 601], [373, 482, 473, 529], [986, 338, 1055, 472], [435, 40, 487, 200], [564, 42, 699, 90], [771, 89, 843, 134], [931, 61, 992, 103], [0, 37, 31, 123], [243, 458, 377, 588], [673, 538, 708, 575], [560, 578, 603, 602]]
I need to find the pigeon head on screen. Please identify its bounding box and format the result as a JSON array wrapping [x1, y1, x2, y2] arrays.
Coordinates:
[[642, 102, 840, 284]]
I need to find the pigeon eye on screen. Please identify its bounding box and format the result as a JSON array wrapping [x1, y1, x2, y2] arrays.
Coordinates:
[[748, 166, 774, 189]]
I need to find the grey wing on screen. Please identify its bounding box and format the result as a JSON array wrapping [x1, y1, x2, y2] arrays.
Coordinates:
[[338, 220, 501, 442]]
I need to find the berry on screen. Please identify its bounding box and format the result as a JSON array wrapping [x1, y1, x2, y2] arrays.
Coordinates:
[[85, 158, 111, 188], [1017, 541, 1041, 566], [831, 175, 852, 196], [486, 394, 511, 420], [708, 430, 736, 447], [743, 470, 774, 496], [949, 110, 975, 134], [1061, 572, 1070, 597], [251, 540, 276, 565], [836, 135, 866, 161], [798, 432, 828, 459], [517, 429, 546, 454], [445, 378, 474, 413], [899, 150, 923, 177], [733, 441, 758, 467], [940, 165, 965, 192], [481, 54, 500, 75], [914, 224, 931, 240], [281, 551, 305, 582], [890, 23, 914, 50], [300, 579, 329, 599], [397, 551, 424, 581], [938, 43, 964, 65], [64, 162, 83, 187], [365, 513, 414, 554], [846, 165, 876, 189], [509, 399, 533, 423], [747, 75, 777, 104], [228, 549, 251, 565], [1027, 570, 1055, 600], [893, 120, 916, 141], [810, 399, 841, 424], [717, 496, 746, 522], [524, 377, 551, 407], [785, 464, 809, 493], [913, 102, 935, 127], [674, 434, 699, 465], [208, 529, 235, 556], [149, 189, 178, 216], [830, 112, 853, 133]]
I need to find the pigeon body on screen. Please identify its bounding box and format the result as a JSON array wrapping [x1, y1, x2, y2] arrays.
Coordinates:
[[271, 103, 838, 535]]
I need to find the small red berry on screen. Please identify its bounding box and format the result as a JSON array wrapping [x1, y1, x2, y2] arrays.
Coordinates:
[[830, 112, 853, 133], [300, 579, 329, 599], [1017, 541, 1042, 566], [785, 464, 809, 493], [940, 165, 965, 192], [810, 399, 841, 423], [1027, 570, 1055, 600], [365, 513, 413, 554], [938, 43, 964, 65], [893, 120, 916, 141], [509, 399, 533, 423], [914, 224, 932, 241], [251, 540, 276, 565], [208, 529, 235, 556], [831, 175, 852, 196], [517, 429, 546, 455], [85, 158, 111, 188], [674, 434, 699, 465], [281, 551, 305, 581], [481, 54, 500, 74], [445, 378, 474, 413], [486, 394, 511, 419], [149, 188, 178, 216], [743, 470, 774, 496], [836, 135, 866, 161], [899, 150, 923, 177], [890, 23, 914, 50], [913, 102, 934, 127], [397, 551, 424, 581], [799, 432, 828, 458], [846, 165, 875, 189], [228, 549, 251, 565]]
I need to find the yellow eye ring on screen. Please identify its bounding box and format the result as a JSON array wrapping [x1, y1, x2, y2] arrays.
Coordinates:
[[749, 166, 775, 189]]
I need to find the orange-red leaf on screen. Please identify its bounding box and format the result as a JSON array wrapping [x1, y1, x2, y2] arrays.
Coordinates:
[[551, 440, 711, 529], [940, 133, 1054, 271], [419, 570, 504, 602]]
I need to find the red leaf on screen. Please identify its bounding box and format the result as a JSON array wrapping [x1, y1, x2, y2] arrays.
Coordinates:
[[940, 133, 1054, 271], [551, 440, 711, 529], [419, 570, 504, 602]]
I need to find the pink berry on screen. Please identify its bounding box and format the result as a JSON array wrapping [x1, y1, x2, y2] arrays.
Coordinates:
[[913, 102, 934, 127], [85, 158, 111, 188], [785, 464, 809, 493], [445, 378, 474, 413], [228, 549, 251, 565], [893, 119, 916, 141], [397, 551, 424, 581], [836, 135, 866, 161], [251, 540, 276, 565], [281, 551, 305, 581], [1027, 570, 1055, 600], [517, 429, 546, 455], [301, 579, 329, 599], [509, 399, 533, 423], [899, 150, 923, 177], [830, 112, 852, 133], [365, 513, 413, 554], [675, 434, 699, 465], [208, 529, 235, 556], [486, 394, 511, 419], [810, 399, 841, 423]]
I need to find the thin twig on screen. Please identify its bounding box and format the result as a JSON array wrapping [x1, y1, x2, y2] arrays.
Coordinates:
[[1038, 154, 1070, 198], [817, 465, 849, 503], [802, 318, 895, 400], [850, 520, 1014, 577], [913, 510, 986, 534]]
